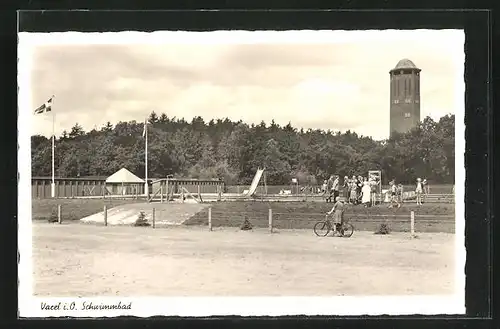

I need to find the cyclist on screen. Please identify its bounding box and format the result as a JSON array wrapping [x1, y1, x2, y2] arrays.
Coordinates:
[[326, 196, 346, 234]]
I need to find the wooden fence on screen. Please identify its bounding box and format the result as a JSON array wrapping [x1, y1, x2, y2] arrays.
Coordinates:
[[32, 177, 225, 199]]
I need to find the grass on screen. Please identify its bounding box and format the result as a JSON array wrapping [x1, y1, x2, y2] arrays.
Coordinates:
[[32, 198, 145, 221], [32, 197, 456, 233], [185, 201, 456, 233]]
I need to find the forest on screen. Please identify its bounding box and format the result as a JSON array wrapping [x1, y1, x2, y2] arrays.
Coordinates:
[[31, 111, 455, 185]]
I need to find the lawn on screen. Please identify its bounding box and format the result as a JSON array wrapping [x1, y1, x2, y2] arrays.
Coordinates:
[[185, 201, 456, 233], [31, 198, 456, 234], [32, 198, 145, 221]]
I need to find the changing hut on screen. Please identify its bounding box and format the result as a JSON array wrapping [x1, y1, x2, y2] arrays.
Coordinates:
[[106, 168, 144, 196]]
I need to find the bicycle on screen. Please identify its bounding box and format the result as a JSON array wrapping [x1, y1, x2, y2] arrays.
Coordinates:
[[313, 214, 354, 238]]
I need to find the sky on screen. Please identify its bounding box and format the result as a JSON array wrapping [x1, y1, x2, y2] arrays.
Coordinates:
[[19, 30, 464, 140]]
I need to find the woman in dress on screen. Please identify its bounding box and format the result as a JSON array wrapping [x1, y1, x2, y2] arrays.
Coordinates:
[[343, 176, 350, 199], [369, 176, 378, 206], [349, 176, 358, 204], [356, 176, 363, 204], [361, 181, 371, 207], [415, 178, 424, 205], [422, 179, 428, 203]]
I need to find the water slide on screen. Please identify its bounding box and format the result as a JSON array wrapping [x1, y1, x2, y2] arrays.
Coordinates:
[[243, 168, 265, 197]]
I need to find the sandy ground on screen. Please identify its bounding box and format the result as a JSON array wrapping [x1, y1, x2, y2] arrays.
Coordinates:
[[32, 222, 456, 297]]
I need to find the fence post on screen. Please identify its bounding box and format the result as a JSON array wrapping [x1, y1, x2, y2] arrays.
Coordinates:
[[181, 188, 185, 203], [160, 184, 164, 203], [268, 208, 273, 233], [104, 205, 108, 226], [208, 207, 212, 231], [57, 205, 62, 224], [152, 208, 156, 228], [410, 211, 415, 237]]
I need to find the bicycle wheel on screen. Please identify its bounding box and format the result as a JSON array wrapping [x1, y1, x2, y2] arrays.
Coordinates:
[[340, 223, 354, 238], [313, 221, 331, 237]]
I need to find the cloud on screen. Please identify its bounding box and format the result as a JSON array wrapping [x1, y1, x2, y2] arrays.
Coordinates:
[[23, 30, 464, 140]]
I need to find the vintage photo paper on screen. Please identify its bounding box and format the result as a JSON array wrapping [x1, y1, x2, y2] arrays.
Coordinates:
[[18, 30, 465, 317]]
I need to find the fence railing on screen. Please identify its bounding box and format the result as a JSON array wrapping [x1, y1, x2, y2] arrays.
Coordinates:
[[48, 202, 455, 234], [198, 208, 455, 234]]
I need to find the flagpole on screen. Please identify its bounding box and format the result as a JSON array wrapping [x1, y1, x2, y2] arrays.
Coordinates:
[[51, 99, 56, 198], [144, 119, 149, 198]]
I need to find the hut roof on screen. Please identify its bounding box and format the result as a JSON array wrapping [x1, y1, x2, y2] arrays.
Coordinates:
[[106, 168, 144, 184]]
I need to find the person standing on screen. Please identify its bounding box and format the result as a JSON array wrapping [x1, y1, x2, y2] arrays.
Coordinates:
[[388, 179, 400, 208], [332, 175, 340, 202], [349, 179, 357, 204], [422, 178, 428, 203], [397, 183, 404, 204], [356, 175, 363, 204], [415, 178, 424, 205], [326, 175, 334, 203], [321, 180, 328, 194], [369, 176, 378, 206], [343, 176, 350, 199], [361, 181, 371, 207]]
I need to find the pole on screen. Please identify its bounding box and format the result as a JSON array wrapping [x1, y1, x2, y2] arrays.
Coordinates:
[[410, 211, 415, 237], [268, 208, 273, 233], [51, 111, 56, 198], [144, 119, 149, 197], [152, 208, 156, 229], [167, 178, 169, 202], [104, 205, 108, 226], [208, 207, 212, 231], [57, 204, 61, 224]]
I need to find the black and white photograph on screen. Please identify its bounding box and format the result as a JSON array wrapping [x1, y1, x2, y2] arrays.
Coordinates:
[[18, 29, 465, 317]]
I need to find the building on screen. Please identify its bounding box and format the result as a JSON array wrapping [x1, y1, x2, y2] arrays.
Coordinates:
[[389, 59, 421, 137], [105, 168, 144, 196]]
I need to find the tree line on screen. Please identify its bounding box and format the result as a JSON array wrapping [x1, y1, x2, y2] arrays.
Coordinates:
[[31, 111, 455, 185]]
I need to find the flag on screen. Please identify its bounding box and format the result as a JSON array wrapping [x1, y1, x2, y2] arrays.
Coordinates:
[[142, 119, 148, 137], [34, 96, 53, 114]]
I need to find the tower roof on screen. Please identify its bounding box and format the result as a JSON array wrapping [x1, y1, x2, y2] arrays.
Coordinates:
[[390, 58, 421, 73], [395, 59, 417, 69]]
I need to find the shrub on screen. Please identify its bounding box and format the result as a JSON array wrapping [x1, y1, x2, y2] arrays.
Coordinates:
[[134, 211, 151, 227], [240, 217, 253, 230], [47, 208, 58, 223], [375, 223, 391, 235]]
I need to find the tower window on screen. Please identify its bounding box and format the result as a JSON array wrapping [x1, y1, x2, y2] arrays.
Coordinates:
[[404, 113, 411, 118]]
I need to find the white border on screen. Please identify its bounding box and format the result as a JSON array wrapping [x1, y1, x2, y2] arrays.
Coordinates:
[[18, 30, 466, 317]]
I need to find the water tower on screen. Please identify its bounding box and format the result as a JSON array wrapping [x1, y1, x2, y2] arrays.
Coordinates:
[[389, 59, 421, 137]]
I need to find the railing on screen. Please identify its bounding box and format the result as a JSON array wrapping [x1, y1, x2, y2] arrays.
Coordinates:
[[194, 208, 455, 234]]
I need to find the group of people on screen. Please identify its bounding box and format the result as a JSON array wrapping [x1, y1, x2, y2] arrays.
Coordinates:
[[321, 174, 380, 207], [386, 177, 429, 208], [321, 174, 430, 208], [325, 176, 429, 235]]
